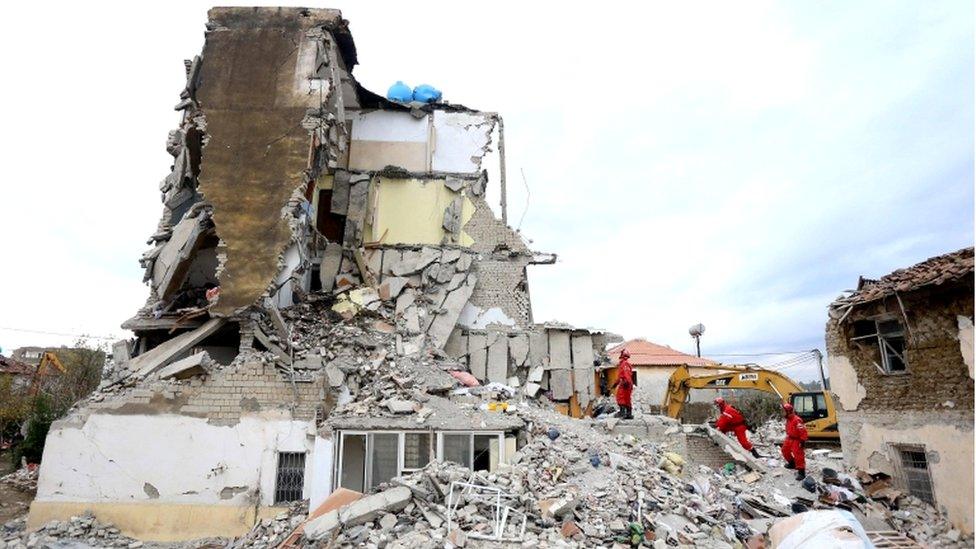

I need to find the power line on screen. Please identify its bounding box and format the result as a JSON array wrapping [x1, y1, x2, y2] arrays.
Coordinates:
[[0, 326, 118, 341]]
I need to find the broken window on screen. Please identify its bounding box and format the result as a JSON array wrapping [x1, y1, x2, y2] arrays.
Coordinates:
[[274, 452, 306, 504], [894, 444, 935, 504], [369, 433, 399, 489], [850, 318, 907, 374]]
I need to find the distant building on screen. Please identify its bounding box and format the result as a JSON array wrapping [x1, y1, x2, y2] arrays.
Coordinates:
[[0, 355, 35, 391], [607, 339, 719, 412], [826, 247, 974, 533]]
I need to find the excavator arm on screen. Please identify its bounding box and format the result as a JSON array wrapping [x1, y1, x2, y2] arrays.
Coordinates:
[[663, 365, 839, 440]]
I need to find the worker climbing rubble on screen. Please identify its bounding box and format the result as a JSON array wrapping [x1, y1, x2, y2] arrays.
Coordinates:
[[713, 397, 761, 459], [782, 402, 809, 481], [612, 349, 634, 419]]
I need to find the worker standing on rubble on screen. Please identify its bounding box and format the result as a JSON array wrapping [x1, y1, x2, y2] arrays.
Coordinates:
[[781, 402, 808, 481], [713, 397, 761, 459], [612, 349, 634, 419]]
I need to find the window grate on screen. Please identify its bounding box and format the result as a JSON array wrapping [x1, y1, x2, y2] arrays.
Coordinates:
[[274, 452, 306, 504], [896, 446, 934, 505]]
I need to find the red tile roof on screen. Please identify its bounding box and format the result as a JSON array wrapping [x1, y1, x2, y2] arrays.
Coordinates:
[[831, 247, 974, 311], [607, 339, 718, 367]]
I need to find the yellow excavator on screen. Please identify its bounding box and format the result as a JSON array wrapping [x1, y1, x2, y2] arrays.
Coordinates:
[[663, 363, 839, 441], [29, 351, 67, 397]]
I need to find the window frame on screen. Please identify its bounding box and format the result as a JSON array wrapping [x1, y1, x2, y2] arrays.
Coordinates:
[[335, 430, 505, 493], [891, 443, 936, 505], [849, 317, 908, 375], [273, 451, 307, 504]]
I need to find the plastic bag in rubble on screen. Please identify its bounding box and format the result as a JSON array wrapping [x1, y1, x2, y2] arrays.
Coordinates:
[[769, 510, 872, 548]]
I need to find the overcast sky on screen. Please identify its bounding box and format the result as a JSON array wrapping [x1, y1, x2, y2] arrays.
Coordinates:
[[0, 1, 972, 381]]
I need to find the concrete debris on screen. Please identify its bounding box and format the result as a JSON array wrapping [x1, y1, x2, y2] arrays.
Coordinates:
[[157, 351, 212, 380]]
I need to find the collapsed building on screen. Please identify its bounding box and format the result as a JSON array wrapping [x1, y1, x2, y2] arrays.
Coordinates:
[[27, 7, 614, 541], [826, 246, 974, 533]]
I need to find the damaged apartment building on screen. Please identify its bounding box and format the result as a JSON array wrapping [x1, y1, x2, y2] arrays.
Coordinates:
[[29, 7, 612, 541], [826, 246, 974, 533]]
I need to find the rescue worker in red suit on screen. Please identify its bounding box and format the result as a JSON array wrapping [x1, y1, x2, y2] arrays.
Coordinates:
[[713, 398, 761, 459], [612, 350, 634, 419], [781, 402, 809, 481]]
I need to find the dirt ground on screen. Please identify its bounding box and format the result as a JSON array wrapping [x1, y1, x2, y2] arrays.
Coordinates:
[[0, 451, 34, 524]]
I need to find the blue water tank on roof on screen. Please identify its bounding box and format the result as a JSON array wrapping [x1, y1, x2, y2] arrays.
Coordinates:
[[387, 81, 413, 102], [412, 84, 442, 103]]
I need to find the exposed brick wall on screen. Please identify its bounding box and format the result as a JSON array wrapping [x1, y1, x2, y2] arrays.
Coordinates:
[[89, 360, 325, 423], [826, 281, 974, 412], [468, 258, 532, 327]]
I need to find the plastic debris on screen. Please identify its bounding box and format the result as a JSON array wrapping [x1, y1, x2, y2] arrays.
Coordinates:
[[387, 80, 413, 102]]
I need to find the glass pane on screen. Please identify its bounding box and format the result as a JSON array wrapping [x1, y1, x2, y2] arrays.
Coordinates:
[[794, 395, 813, 414], [403, 433, 431, 469], [369, 433, 400, 490], [473, 435, 493, 471], [340, 434, 366, 492], [815, 393, 826, 411], [442, 434, 471, 468]]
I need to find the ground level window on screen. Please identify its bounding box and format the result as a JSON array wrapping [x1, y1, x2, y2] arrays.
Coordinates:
[[274, 452, 306, 504], [895, 445, 935, 505], [439, 433, 502, 472]]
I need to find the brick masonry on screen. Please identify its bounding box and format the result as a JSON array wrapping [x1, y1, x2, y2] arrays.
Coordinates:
[[89, 360, 325, 423]]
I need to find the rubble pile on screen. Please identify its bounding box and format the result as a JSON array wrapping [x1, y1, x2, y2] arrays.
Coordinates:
[[301, 406, 762, 548], [1, 512, 174, 549], [229, 501, 308, 549], [0, 467, 36, 494]]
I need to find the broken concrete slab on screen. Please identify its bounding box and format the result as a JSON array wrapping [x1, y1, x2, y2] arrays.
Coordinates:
[[325, 362, 345, 387], [384, 399, 417, 414], [426, 273, 477, 349], [319, 243, 343, 292], [509, 333, 529, 367], [253, 327, 291, 363], [528, 330, 549, 369], [486, 332, 508, 383], [152, 213, 206, 300], [337, 486, 412, 527], [157, 351, 212, 380], [304, 510, 340, 540], [443, 328, 467, 360], [547, 330, 572, 370], [330, 170, 351, 216], [468, 333, 488, 380], [705, 425, 767, 472], [549, 369, 573, 400], [570, 334, 594, 369], [378, 276, 408, 301], [127, 318, 226, 377]]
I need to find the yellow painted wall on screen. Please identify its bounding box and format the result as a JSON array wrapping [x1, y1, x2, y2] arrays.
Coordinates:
[[29, 500, 283, 542], [365, 177, 474, 246]]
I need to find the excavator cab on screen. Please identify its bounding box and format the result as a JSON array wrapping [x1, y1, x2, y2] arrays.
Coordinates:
[[790, 392, 830, 422]]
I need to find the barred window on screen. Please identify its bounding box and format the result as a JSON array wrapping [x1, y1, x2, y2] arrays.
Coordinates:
[[274, 452, 306, 504], [895, 445, 935, 505]]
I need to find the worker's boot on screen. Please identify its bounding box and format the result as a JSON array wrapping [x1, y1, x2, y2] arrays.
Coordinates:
[[795, 468, 806, 481], [784, 460, 796, 470], [750, 448, 761, 459], [614, 407, 625, 418], [624, 406, 634, 420]]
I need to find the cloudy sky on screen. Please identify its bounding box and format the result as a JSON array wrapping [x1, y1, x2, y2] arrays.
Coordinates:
[[0, 1, 971, 381]]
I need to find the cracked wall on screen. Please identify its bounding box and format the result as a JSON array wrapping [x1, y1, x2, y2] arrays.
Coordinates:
[[826, 281, 974, 532]]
